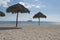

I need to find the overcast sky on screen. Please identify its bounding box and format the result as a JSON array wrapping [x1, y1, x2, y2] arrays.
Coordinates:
[[0, 0, 60, 22]]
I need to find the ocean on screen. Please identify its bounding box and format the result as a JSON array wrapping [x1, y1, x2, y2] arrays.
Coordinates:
[[0, 21, 60, 26]]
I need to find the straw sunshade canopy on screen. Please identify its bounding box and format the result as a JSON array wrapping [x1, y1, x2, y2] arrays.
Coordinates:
[[6, 3, 30, 13], [0, 11, 5, 17], [6, 3, 30, 27], [33, 12, 47, 25]]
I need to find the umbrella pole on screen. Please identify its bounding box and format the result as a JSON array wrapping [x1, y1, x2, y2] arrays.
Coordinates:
[[16, 13, 18, 27], [38, 18, 40, 25]]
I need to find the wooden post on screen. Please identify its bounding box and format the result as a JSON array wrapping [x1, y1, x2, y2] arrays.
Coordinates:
[[38, 18, 40, 25], [16, 13, 18, 27]]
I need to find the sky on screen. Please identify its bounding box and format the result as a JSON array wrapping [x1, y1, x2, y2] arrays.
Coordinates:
[[0, 0, 60, 22]]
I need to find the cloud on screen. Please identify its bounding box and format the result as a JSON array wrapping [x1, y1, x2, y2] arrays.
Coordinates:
[[19, 2, 31, 8], [0, 0, 10, 7], [36, 4, 46, 8], [19, 2, 46, 9]]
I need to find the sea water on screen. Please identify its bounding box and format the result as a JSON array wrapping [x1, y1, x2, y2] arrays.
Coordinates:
[[0, 21, 60, 26]]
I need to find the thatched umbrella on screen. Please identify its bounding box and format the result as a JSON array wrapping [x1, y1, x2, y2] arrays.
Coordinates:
[[0, 11, 5, 17], [6, 3, 30, 27], [33, 12, 47, 25]]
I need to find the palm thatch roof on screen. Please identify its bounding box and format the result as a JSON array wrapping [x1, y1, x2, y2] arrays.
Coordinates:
[[0, 11, 5, 17], [33, 12, 47, 18], [6, 3, 30, 13]]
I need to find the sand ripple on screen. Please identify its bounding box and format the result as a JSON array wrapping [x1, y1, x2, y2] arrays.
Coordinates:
[[0, 25, 60, 40]]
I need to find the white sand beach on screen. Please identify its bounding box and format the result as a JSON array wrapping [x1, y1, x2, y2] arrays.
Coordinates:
[[0, 25, 60, 40]]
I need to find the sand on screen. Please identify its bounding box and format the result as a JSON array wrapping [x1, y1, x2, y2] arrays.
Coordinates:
[[0, 25, 60, 40]]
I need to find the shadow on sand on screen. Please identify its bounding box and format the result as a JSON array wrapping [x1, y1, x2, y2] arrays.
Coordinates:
[[0, 27, 22, 30]]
